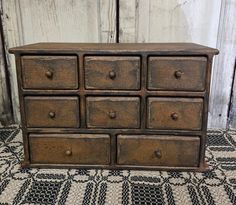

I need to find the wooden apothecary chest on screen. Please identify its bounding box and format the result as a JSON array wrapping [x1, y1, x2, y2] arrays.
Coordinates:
[[9, 43, 218, 171]]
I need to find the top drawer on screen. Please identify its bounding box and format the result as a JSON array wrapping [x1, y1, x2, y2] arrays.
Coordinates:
[[21, 56, 78, 89], [84, 56, 140, 90], [148, 57, 207, 91]]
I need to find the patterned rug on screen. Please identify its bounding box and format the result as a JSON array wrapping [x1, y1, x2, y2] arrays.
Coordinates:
[[0, 127, 236, 205]]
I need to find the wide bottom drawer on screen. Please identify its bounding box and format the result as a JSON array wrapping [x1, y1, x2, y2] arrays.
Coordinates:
[[117, 135, 200, 167], [29, 134, 110, 165]]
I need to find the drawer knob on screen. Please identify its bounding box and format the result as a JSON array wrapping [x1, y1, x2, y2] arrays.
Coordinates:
[[45, 71, 53, 79], [65, 150, 72, 156], [174, 70, 182, 79], [108, 111, 116, 119], [154, 149, 162, 159], [48, 111, 56, 119], [171, 112, 178, 120], [109, 71, 116, 79]]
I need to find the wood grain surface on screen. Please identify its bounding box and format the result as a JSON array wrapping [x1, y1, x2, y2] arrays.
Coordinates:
[[22, 55, 78, 89], [117, 135, 200, 167], [85, 56, 140, 90], [29, 134, 110, 164], [25, 96, 80, 128], [147, 97, 203, 130]]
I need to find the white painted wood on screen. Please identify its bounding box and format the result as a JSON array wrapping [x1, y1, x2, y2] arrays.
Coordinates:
[[0, 0, 116, 123], [119, 0, 221, 47], [99, 0, 116, 42], [229, 65, 236, 129], [0, 0, 22, 123], [0, 26, 12, 126], [119, 0, 136, 42], [209, 0, 236, 128]]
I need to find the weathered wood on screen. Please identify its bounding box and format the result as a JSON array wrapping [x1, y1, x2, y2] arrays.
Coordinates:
[[119, 0, 225, 128], [29, 134, 110, 164], [86, 96, 140, 128], [208, 0, 236, 128], [0, 0, 22, 123], [229, 62, 236, 129], [0, 22, 12, 126], [0, 0, 116, 123], [147, 97, 203, 130], [9, 42, 218, 54], [21, 55, 78, 89], [119, 0, 221, 45], [25, 96, 80, 128], [148, 57, 207, 91], [10, 42, 217, 170], [84, 56, 141, 90], [117, 135, 200, 167]]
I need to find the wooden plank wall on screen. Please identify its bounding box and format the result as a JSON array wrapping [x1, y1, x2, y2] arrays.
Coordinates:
[[0, 18, 12, 126], [0, 0, 236, 129], [119, 0, 236, 129], [0, 0, 116, 124], [212, 0, 236, 129]]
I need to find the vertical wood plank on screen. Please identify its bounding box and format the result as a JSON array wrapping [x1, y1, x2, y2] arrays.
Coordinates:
[[1, 0, 116, 123], [229, 62, 236, 129], [0, 0, 22, 123], [208, 0, 236, 128], [99, 0, 116, 43], [0, 21, 12, 126], [119, 0, 221, 47], [119, 0, 136, 42]]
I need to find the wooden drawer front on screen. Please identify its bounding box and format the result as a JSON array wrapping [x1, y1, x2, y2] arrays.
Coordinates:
[[84, 56, 140, 90], [148, 57, 207, 91], [25, 97, 79, 127], [117, 135, 200, 167], [22, 56, 78, 89], [147, 97, 203, 130], [86, 97, 140, 128], [29, 134, 110, 164]]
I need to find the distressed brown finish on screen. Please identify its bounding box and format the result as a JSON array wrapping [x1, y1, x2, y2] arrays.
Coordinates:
[[22, 56, 78, 89], [25, 96, 80, 127], [148, 57, 207, 91], [9, 43, 219, 55], [147, 97, 203, 130], [29, 134, 110, 164], [86, 97, 140, 128], [9, 43, 218, 171], [85, 56, 140, 90], [117, 135, 200, 167]]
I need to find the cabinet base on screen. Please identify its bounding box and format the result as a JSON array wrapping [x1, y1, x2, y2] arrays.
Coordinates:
[[21, 160, 210, 172]]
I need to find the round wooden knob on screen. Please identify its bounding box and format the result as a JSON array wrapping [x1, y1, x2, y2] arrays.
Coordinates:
[[45, 71, 53, 79], [48, 111, 56, 119], [171, 112, 178, 120], [174, 70, 182, 79], [108, 111, 116, 119], [109, 71, 116, 79], [154, 149, 162, 159], [65, 150, 72, 156]]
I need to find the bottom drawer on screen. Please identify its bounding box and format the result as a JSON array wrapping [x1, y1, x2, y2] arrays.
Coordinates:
[[117, 135, 200, 167], [29, 134, 110, 165]]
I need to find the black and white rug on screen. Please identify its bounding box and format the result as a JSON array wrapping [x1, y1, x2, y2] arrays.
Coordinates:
[[0, 127, 236, 205]]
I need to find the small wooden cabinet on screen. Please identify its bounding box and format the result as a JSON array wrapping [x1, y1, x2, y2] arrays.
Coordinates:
[[9, 43, 218, 171]]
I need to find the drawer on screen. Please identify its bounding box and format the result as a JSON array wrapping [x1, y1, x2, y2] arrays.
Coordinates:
[[148, 57, 207, 91], [22, 56, 78, 89], [84, 56, 140, 90], [147, 97, 203, 130], [25, 96, 79, 127], [86, 97, 140, 128], [117, 135, 200, 167], [29, 134, 110, 164]]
